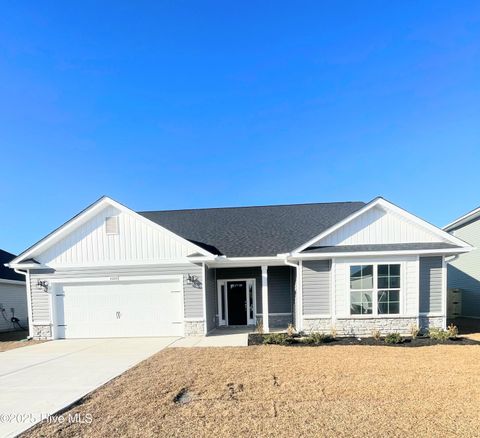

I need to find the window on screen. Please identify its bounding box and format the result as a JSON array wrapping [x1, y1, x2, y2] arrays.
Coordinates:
[[377, 264, 400, 315], [350, 264, 401, 316], [105, 216, 119, 235], [350, 265, 373, 315]]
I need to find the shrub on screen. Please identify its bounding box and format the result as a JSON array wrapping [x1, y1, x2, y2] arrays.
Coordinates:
[[447, 324, 459, 339], [287, 323, 296, 337], [263, 333, 288, 345], [371, 329, 381, 341], [384, 333, 403, 344], [302, 332, 334, 345], [409, 323, 420, 339], [330, 325, 337, 339], [428, 328, 450, 341]]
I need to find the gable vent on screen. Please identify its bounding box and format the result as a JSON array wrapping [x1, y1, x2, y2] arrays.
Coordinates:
[[105, 216, 119, 235]]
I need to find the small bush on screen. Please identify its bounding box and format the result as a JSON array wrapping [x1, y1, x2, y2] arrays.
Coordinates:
[[330, 325, 337, 339], [287, 323, 296, 337], [428, 327, 450, 341], [384, 333, 403, 344], [302, 332, 334, 345], [263, 333, 291, 345], [447, 324, 459, 339], [429, 326, 458, 341], [409, 323, 420, 339], [371, 329, 381, 341]]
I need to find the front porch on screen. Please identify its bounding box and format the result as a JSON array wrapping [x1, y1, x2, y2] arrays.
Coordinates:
[[204, 265, 296, 334]]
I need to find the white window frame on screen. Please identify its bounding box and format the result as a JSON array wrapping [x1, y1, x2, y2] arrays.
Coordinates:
[[347, 262, 404, 318], [216, 278, 256, 326]]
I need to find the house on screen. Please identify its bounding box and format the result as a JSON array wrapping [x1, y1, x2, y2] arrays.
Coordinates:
[[7, 196, 472, 340], [0, 249, 28, 332], [444, 207, 480, 319]]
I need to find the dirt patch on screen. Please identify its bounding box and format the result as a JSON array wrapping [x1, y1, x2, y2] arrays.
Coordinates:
[[23, 343, 480, 438], [248, 333, 480, 347], [0, 330, 44, 352]]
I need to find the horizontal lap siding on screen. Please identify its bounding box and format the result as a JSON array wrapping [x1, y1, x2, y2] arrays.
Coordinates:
[[419, 256, 443, 313], [29, 263, 204, 323], [302, 260, 331, 315], [267, 266, 293, 314]]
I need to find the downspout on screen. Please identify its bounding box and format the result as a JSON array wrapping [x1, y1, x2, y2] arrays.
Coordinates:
[[14, 268, 33, 339]]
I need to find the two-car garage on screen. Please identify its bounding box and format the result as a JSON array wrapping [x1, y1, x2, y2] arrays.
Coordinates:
[[53, 277, 184, 339]]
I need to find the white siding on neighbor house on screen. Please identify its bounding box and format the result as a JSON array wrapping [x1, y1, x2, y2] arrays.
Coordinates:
[[448, 219, 480, 317], [36, 205, 201, 267], [0, 283, 28, 331], [29, 263, 203, 324], [316, 206, 445, 247], [333, 256, 419, 317]]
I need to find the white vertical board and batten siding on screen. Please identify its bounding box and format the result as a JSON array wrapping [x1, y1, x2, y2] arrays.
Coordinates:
[[37, 206, 200, 266], [315, 207, 446, 246]]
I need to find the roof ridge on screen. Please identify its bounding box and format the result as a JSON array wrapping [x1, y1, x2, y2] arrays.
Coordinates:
[[138, 200, 366, 214]]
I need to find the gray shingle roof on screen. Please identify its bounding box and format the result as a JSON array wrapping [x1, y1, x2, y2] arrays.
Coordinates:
[[302, 243, 461, 253], [139, 201, 366, 257], [0, 249, 25, 281]]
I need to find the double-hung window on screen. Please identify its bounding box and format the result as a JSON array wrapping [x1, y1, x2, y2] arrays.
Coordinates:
[[350, 264, 401, 316]]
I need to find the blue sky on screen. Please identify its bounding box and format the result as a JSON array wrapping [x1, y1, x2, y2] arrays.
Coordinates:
[[1, 1, 479, 254]]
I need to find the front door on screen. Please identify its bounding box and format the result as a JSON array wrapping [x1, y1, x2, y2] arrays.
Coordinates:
[[227, 281, 247, 325]]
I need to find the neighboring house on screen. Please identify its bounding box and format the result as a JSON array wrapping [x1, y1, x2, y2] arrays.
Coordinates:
[[0, 249, 28, 332], [7, 196, 472, 340], [444, 207, 480, 318]]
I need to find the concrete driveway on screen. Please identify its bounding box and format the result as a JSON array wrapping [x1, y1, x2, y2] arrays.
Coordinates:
[[0, 337, 178, 438]]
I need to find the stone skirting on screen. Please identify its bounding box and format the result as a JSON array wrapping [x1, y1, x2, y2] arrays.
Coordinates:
[[334, 317, 418, 336], [32, 324, 52, 340], [184, 320, 205, 336], [302, 318, 333, 333], [419, 316, 445, 331]]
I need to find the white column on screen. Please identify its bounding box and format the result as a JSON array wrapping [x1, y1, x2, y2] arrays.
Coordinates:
[[261, 265, 269, 333]]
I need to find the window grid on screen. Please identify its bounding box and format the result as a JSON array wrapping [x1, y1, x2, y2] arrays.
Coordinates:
[[350, 264, 401, 316]]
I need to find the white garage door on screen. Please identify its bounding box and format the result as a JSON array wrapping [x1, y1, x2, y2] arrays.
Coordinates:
[[54, 278, 184, 338]]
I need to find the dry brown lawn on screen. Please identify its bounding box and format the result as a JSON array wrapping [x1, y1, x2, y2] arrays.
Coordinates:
[[25, 344, 480, 438], [0, 330, 43, 352]]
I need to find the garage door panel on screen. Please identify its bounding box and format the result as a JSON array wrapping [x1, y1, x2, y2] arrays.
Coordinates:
[[56, 279, 184, 338]]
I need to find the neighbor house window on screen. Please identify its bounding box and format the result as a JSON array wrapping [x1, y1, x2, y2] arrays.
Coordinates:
[[350, 264, 401, 316]]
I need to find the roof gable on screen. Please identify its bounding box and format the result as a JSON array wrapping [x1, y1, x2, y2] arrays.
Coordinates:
[[294, 198, 471, 254], [10, 197, 212, 267], [444, 206, 480, 232]]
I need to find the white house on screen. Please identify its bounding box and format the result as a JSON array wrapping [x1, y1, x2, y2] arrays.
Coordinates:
[[7, 196, 472, 340]]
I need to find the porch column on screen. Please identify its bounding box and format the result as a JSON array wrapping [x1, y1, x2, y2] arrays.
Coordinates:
[[261, 265, 269, 332]]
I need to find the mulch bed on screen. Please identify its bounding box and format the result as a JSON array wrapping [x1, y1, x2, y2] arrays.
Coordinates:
[[248, 333, 480, 347]]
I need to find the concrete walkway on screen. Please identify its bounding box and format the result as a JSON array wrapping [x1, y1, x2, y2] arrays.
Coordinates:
[[0, 337, 178, 438], [170, 327, 250, 347]]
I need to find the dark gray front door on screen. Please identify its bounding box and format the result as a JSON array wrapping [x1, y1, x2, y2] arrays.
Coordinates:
[[227, 281, 247, 325]]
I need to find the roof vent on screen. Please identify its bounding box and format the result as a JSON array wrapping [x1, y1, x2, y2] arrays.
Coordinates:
[[105, 216, 119, 235]]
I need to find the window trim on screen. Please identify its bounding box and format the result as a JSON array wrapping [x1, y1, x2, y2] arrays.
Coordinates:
[[347, 262, 404, 318]]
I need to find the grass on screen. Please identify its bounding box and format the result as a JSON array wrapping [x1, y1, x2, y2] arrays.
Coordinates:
[[0, 330, 43, 352], [24, 343, 480, 438]]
